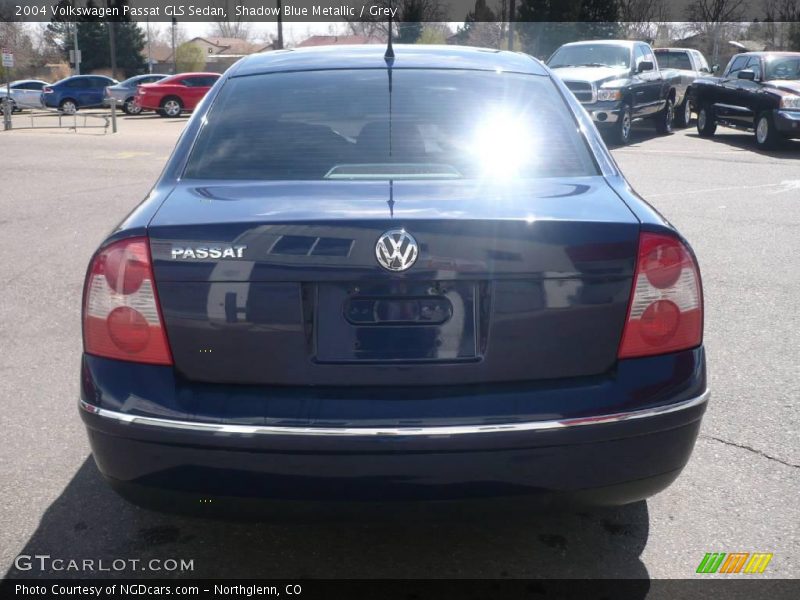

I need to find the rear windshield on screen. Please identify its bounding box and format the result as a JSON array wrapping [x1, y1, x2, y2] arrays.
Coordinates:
[[183, 69, 598, 181], [655, 51, 692, 70], [764, 55, 800, 80]]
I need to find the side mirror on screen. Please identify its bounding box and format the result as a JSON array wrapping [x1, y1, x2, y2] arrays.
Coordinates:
[[637, 60, 654, 73], [738, 69, 756, 80], [712, 64, 719, 73]]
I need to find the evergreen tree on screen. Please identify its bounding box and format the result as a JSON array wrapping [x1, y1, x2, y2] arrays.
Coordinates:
[[517, 0, 621, 59], [453, 0, 497, 45], [47, 0, 146, 76]]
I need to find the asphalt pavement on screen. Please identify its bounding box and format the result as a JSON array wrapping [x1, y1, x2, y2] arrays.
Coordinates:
[[0, 114, 797, 580]]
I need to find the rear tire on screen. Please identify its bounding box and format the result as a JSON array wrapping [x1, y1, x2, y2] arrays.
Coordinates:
[[159, 97, 183, 118], [675, 97, 693, 128], [122, 97, 141, 115], [754, 112, 781, 149], [59, 98, 78, 115], [612, 103, 633, 145], [697, 104, 716, 137], [656, 97, 675, 134]]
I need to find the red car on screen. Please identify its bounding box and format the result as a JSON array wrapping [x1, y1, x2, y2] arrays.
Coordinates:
[[135, 72, 220, 118]]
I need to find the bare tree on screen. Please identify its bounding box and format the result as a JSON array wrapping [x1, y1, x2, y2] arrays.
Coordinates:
[[463, 22, 521, 50], [686, 0, 746, 64], [687, 0, 746, 22], [148, 23, 189, 47], [764, 0, 800, 48], [618, 0, 666, 40], [207, 1, 253, 40], [345, 0, 446, 43], [0, 21, 42, 77]]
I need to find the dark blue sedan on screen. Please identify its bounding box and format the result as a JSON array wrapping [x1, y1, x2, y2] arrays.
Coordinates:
[[80, 46, 707, 513], [42, 74, 117, 113]]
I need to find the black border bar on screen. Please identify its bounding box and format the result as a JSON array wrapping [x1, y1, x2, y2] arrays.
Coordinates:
[[0, 0, 788, 23]]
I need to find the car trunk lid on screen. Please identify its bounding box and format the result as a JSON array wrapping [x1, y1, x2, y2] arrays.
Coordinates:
[[148, 178, 640, 385]]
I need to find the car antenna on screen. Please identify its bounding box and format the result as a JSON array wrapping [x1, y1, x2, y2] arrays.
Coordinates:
[[388, 180, 395, 218], [385, 5, 395, 163], [385, 2, 395, 62]]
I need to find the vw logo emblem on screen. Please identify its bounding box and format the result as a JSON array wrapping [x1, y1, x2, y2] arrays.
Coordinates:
[[375, 229, 419, 272]]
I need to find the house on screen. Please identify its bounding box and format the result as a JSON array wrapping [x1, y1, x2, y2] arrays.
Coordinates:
[[143, 37, 275, 74], [295, 35, 381, 47], [186, 37, 274, 58]]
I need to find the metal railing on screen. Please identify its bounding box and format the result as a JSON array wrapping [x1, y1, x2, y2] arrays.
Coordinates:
[[1, 101, 117, 133]]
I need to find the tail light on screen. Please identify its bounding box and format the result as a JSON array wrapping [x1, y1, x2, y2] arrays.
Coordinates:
[[618, 232, 702, 359], [83, 237, 173, 365], [42, 86, 53, 94]]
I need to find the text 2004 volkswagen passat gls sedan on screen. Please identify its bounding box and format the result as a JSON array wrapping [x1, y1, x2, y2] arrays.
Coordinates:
[[80, 45, 707, 511]]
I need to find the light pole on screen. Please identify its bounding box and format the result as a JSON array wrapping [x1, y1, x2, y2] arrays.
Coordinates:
[[72, 21, 80, 75], [146, 16, 152, 73], [171, 17, 177, 74], [508, 0, 516, 51], [276, 0, 284, 49]]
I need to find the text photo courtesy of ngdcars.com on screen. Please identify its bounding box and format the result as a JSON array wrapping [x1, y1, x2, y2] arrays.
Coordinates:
[[0, 2, 798, 598]]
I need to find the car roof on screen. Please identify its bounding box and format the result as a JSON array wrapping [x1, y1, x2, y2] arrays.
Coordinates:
[[233, 44, 546, 78], [56, 74, 113, 83], [558, 40, 639, 48], [170, 72, 221, 77], [734, 51, 800, 58]]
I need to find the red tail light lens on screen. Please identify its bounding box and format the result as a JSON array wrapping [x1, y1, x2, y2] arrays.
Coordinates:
[[83, 237, 173, 365], [43, 86, 52, 94], [618, 232, 702, 359]]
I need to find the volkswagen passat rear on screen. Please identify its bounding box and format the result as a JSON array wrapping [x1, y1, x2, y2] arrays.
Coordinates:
[[80, 46, 707, 511]]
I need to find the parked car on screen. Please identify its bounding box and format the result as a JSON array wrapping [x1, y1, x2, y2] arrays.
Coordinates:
[[79, 45, 707, 512], [104, 73, 168, 115], [42, 75, 117, 114], [0, 79, 50, 113], [547, 40, 683, 144], [691, 51, 800, 148], [654, 48, 717, 127], [134, 72, 220, 118]]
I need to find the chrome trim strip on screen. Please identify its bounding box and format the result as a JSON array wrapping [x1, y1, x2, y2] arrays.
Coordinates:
[[79, 390, 709, 438]]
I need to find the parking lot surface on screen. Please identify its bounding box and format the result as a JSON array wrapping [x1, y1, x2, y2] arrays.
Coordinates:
[[1, 115, 798, 579]]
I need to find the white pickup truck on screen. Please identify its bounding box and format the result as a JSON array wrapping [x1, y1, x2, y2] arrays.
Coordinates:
[[654, 48, 717, 127]]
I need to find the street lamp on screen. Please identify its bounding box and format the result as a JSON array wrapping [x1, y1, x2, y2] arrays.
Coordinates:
[[171, 17, 177, 74]]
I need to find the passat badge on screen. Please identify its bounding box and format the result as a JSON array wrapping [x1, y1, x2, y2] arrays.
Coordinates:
[[171, 245, 247, 260], [375, 229, 418, 272]]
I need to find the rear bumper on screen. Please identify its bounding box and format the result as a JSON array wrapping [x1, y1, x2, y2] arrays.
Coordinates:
[[82, 394, 705, 505], [79, 349, 708, 506]]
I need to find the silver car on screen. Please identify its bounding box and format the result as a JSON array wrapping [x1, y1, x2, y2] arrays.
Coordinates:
[[103, 74, 167, 114], [0, 80, 50, 113]]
